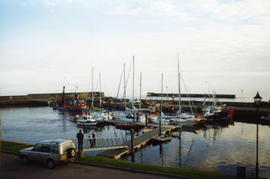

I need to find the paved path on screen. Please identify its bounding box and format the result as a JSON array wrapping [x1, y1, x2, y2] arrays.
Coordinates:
[[0, 153, 178, 179]]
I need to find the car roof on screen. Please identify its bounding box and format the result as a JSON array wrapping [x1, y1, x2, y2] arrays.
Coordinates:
[[38, 139, 72, 145]]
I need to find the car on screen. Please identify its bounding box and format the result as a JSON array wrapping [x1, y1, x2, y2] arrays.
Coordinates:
[[18, 139, 77, 169]]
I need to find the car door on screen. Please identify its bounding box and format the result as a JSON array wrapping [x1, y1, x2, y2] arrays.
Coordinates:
[[38, 144, 52, 163], [29, 143, 43, 161], [50, 144, 60, 161]]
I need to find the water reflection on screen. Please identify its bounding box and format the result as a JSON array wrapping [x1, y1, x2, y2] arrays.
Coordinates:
[[128, 123, 270, 178], [0, 107, 269, 178]]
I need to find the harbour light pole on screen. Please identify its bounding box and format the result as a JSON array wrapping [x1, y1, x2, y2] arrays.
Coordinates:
[[253, 91, 262, 178]]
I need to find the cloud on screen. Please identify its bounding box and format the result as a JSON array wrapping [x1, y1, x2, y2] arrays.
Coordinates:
[[111, 0, 270, 25], [195, 0, 270, 23], [43, 0, 56, 7], [111, 0, 202, 22]]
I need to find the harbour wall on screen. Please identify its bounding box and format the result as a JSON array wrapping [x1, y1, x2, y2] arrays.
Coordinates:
[[0, 92, 269, 124]]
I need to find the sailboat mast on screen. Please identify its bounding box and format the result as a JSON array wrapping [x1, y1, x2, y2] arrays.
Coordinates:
[[132, 56, 135, 109], [123, 63, 126, 110], [91, 66, 94, 110], [159, 73, 163, 136], [161, 73, 163, 115], [139, 72, 142, 110], [99, 72, 101, 108], [177, 54, 182, 116]]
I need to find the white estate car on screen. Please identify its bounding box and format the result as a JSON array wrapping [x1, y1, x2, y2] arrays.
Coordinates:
[[18, 139, 76, 169]]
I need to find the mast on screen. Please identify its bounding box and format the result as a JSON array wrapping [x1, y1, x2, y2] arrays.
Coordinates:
[[159, 73, 163, 136], [62, 86, 65, 107], [99, 72, 102, 108], [132, 56, 135, 110], [139, 72, 142, 110], [161, 73, 163, 114], [123, 63, 127, 110], [91, 66, 94, 110], [177, 54, 182, 116]]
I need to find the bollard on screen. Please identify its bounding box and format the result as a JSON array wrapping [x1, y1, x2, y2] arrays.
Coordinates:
[[145, 113, 148, 127], [236, 166, 246, 178], [158, 118, 161, 136], [130, 129, 135, 162]]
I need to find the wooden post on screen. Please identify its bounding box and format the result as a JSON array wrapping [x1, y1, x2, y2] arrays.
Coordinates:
[[159, 118, 161, 136], [256, 105, 259, 178], [237, 166, 246, 178], [130, 129, 135, 162], [133, 113, 136, 123], [145, 113, 148, 127], [179, 129, 182, 168]]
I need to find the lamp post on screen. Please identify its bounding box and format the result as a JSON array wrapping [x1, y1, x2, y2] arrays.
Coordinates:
[[254, 91, 262, 178]]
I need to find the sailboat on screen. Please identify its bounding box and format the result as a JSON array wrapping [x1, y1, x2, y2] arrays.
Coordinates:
[[169, 55, 201, 125], [151, 73, 172, 143], [148, 73, 171, 125], [113, 56, 146, 123], [90, 68, 113, 122]]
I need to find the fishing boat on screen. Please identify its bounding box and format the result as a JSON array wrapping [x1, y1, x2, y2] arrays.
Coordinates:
[[202, 104, 227, 120], [75, 114, 98, 126], [53, 86, 90, 112]]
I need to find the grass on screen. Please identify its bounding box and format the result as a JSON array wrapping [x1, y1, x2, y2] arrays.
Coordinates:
[[1, 140, 255, 179], [0, 140, 33, 153], [78, 154, 237, 179]]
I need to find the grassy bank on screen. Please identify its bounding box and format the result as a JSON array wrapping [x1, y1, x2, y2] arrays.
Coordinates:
[[78, 154, 237, 179], [0, 140, 33, 153], [0, 140, 242, 179]]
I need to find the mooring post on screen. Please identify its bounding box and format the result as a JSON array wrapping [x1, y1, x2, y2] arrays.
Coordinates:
[[159, 118, 162, 136], [145, 113, 148, 127], [179, 129, 182, 168], [133, 113, 136, 123], [236, 166, 246, 178], [130, 129, 135, 162]]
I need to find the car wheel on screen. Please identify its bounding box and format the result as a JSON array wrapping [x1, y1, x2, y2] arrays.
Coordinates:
[[67, 148, 76, 158], [21, 155, 29, 164], [47, 159, 55, 169]]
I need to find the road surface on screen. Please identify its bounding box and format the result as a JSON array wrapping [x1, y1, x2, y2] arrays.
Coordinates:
[[1, 153, 179, 179]]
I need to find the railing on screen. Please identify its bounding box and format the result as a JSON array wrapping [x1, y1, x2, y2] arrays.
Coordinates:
[[64, 137, 128, 151]]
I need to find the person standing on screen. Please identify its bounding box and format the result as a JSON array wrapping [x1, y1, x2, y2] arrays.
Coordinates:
[[91, 132, 96, 146], [76, 130, 84, 151]]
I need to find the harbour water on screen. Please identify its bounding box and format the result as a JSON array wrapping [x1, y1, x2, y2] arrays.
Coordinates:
[[0, 107, 269, 178]]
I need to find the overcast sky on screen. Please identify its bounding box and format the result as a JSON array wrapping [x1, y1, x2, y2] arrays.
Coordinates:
[[1, 0, 270, 102]]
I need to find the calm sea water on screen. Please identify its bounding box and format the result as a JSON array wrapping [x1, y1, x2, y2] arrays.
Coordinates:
[[0, 107, 269, 178]]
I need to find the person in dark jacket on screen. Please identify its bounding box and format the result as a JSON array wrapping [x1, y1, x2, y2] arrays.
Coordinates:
[[91, 132, 96, 146], [76, 130, 84, 151]]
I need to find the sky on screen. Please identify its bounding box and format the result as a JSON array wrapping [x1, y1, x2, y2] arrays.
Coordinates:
[[1, 0, 270, 102]]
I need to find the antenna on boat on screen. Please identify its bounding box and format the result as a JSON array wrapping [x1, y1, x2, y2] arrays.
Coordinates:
[[177, 54, 182, 117]]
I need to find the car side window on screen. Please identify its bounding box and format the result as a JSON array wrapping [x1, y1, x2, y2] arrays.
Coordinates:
[[51, 145, 59, 154], [42, 144, 51, 153], [33, 143, 43, 152]]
